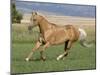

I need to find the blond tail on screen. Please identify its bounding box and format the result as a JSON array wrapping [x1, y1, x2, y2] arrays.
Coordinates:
[[78, 28, 93, 48]]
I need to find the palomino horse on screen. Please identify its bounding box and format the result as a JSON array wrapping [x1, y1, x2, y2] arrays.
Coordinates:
[[26, 12, 92, 61]]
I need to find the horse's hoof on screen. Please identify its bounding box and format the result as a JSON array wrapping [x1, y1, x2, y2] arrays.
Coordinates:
[[25, 58, 29, 62], [57, 57, 60, 61], [41, 57, 46, 61], [56, 55, 63, 61]]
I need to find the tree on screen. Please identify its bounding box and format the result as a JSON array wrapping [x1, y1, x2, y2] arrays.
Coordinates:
[[11, 3, 23, 23]]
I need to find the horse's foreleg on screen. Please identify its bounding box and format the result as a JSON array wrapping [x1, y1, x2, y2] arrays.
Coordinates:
[[40, 42, 49, 61], [57, 41, 72, 61], [25, 41, 42, 62]]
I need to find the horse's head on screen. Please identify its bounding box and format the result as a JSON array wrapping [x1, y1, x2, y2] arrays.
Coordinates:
[[28, 12, 40, 32], [30, 12, 40, 27]]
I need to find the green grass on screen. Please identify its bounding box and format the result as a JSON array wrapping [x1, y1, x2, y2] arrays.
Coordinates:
[[11, 43, 96, 74], [12, 23, 40, 43], [11, 23, 96, 74]]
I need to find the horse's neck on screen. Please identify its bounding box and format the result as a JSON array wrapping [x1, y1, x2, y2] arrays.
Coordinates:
[[39, 17, 52, 34]]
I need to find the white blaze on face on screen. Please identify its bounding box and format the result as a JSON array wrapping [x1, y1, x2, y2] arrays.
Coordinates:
[[78, 28, 87, 41]]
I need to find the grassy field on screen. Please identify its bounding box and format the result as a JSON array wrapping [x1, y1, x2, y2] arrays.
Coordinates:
[[11, 15, 96, 74], [12, 43, 96, 73]]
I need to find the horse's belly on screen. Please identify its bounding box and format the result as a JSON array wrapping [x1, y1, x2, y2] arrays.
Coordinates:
[[53, 37, 67, 45]]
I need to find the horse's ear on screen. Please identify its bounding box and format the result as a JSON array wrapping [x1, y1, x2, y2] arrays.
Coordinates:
[[34, 12, 37, 15], [32, 12, 37, 15]]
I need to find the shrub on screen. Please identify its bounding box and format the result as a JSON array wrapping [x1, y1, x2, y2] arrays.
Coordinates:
[[11, 3, 23, 23]]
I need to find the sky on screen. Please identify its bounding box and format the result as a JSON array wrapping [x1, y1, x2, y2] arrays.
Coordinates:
[[14, 0, 96, 18]]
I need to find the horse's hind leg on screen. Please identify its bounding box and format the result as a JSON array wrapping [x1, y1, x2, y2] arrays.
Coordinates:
[[63, 41, 72, 60], [63, 41, 69, 58], [57, 41, 72, 60], [25, 41, 42, 62]]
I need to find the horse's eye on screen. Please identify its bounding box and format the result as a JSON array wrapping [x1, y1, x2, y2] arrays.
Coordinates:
[[33, 19, 36, 21]]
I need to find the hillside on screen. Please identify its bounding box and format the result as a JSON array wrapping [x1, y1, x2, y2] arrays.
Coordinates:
[[21, 12, 95, 27]]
